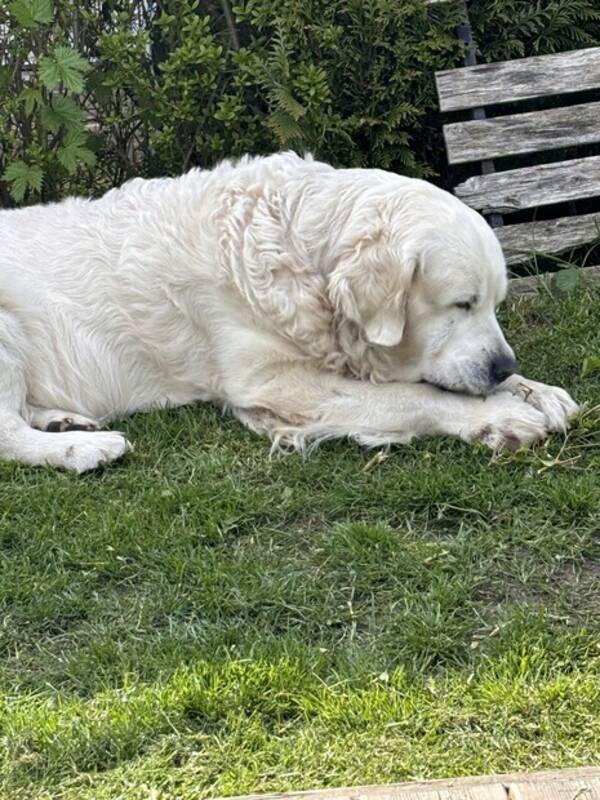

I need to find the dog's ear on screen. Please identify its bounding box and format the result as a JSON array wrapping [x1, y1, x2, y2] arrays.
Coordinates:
[[329, 224, 416, 348], [363, 307, 407, 347]]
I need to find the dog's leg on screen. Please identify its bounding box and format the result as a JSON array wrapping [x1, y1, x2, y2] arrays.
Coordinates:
[[229, 366, 550, 451], [0, 340, 130, 473], [495, 374, 579, 432]]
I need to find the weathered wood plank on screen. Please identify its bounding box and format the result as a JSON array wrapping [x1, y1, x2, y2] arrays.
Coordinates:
[[454, 155, 600, 213], [291, 787, 508, 800], [219, 768, 600, 800], [507, 776, 600, 800], [436, 46, 600, 112], [509, 265, 600, 294], [495, 212, 600, 264], [443, 101, 600, 164]]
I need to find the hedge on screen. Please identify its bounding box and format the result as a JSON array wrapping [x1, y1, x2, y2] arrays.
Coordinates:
[[1, 0, 599, 206]]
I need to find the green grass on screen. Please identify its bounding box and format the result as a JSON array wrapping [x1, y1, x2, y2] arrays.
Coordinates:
[[1, 280, 600, 800]]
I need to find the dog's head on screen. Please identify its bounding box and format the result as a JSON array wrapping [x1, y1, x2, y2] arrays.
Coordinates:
[[327, 175, 516, 395]]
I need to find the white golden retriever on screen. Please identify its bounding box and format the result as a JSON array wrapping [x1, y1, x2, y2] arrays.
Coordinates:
[[0, 152, 578, 472]]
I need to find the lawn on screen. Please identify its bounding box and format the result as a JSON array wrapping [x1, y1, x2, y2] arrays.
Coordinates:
[[0, 278, 599, 800]]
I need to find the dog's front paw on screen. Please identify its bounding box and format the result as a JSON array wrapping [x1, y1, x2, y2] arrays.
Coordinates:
[[467, 392, 549, 451], [498, 375, 579, 432], [45, 431, 132, 473]]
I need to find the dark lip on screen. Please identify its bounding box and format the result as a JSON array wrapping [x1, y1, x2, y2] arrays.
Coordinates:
[[420, 379, 456, 393], [421, 379, 494, 397]]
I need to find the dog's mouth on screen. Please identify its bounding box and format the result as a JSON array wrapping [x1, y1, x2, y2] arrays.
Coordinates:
[[421, 361, 499, 397], [422, 378, 493, 397], [422, 379, 454, 393]]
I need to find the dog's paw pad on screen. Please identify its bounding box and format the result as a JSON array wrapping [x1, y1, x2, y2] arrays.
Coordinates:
[[32, 411, 101, 433], [46, 417, 100, 433], [471, 393, 550, 451], [478, 425, 522, 451]]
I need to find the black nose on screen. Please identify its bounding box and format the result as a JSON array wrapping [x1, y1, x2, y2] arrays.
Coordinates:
[[490, 353, 518, 385]]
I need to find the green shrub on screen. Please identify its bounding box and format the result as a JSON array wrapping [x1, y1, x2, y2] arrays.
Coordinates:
[[1, 0, 599, 206], [0, 1, 97, 204]]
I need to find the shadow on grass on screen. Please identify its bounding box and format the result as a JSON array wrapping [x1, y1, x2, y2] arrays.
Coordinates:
[[0, 283, 599, 798]]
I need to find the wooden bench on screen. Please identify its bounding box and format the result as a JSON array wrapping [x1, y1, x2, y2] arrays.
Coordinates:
[[434, 35, 600, 265]]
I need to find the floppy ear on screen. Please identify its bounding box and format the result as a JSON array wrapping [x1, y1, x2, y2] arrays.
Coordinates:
[[328, 224, 416, 348], [363, 307, 407, 347]]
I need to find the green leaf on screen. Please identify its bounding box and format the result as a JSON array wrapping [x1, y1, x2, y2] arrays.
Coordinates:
[[270, 85, 305, 119], [40, 95, 85, 133], [265, 111, 303, 143], [581, 356, 600, 378], [17, 87, 42, 115], [2, 161, 44, 203], [554, 267, 583, 292], [8, 0, 53, 28], [39, 47, 90, 93], [57, 130, 96, 174], [0, 66, 11, 94]]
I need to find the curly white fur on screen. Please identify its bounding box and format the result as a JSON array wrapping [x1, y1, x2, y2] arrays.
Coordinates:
[[0, 152, 578, 471]]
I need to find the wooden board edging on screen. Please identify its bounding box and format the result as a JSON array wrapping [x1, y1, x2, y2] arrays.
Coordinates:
[[216, 766, 600, 800]]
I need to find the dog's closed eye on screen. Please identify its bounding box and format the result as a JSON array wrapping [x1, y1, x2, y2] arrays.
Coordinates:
[[454, 294, 479, 312]]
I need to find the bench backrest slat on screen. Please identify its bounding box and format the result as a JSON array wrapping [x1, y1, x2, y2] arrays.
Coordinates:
[[436, 47, 600, 112], [496, 213, 600, 265], [434, 14, 600, 263], [454, 155, 600, 214], [444, 101, 600, 164]]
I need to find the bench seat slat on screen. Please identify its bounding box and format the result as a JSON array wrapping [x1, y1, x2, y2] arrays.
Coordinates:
[[454, 155, 600, 212], [444, 101, 600, 164], [436, 46, 600, 112], [495, 213, 600, 264]]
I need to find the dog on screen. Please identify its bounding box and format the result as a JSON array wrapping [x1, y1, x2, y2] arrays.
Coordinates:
[[0, 152, 578, 472]]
